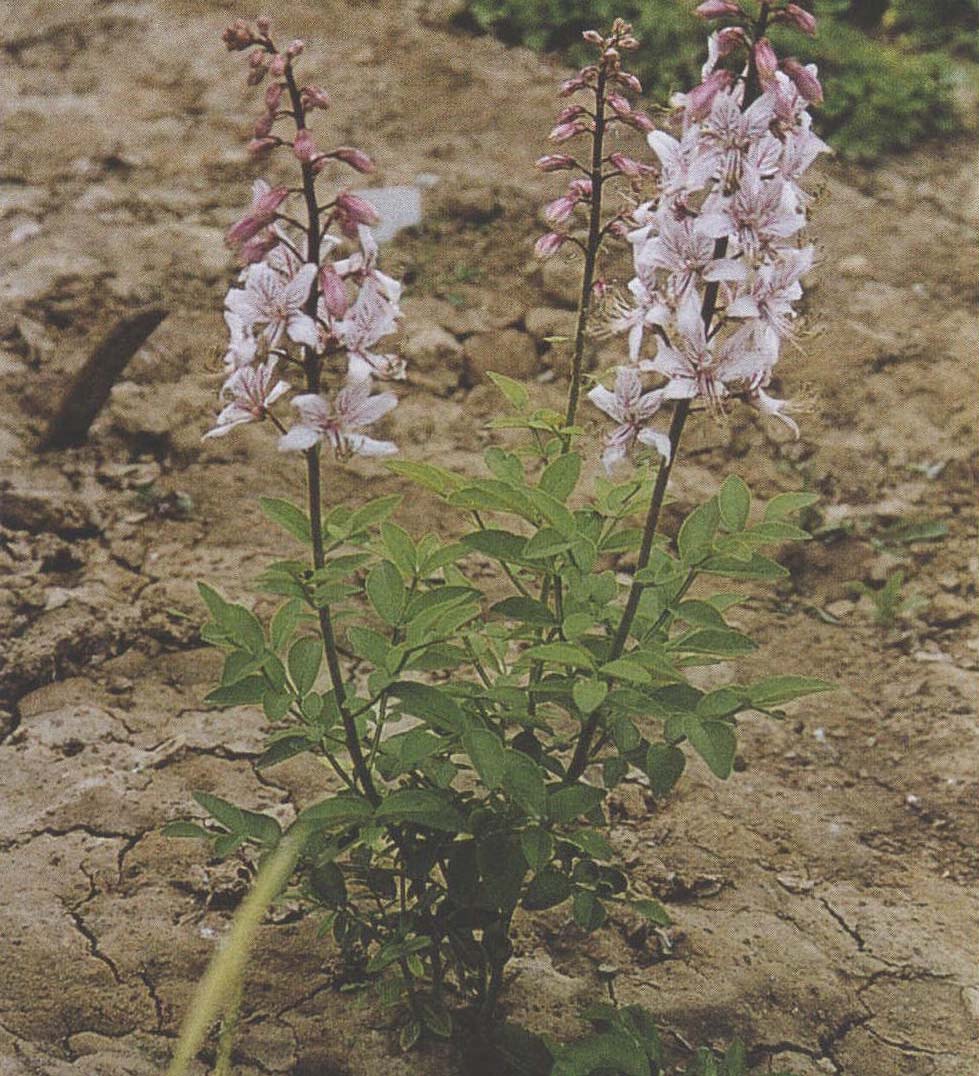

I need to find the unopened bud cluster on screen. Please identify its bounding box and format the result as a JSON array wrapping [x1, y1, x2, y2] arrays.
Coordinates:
[[534, 20, 654, 262], [588, 1, 828, 472], [208, 17, 404, 459]]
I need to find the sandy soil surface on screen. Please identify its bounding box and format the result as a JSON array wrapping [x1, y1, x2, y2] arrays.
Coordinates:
[[1, 2, 977, 1074]]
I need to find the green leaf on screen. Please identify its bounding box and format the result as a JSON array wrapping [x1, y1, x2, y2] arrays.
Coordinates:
[[539, 453, 581, 502], [257, 734, 310, 768], [685, 718, 736, 779], [205, 676, 267, 706], [374, 789, 466, 832], [877, 518, 949, 545], [477, 832, 527, 911], [522, 867, 573, 910], [296, 795, 374, 831], [553, 1029, 651, 1076], [389, 681, 465, 733], [385, 459, 463, 496], [562, 612, 593, 640], [366, 560, 405, 626], [399, 1018, 422, 1053], [519, 642, 595, 669], [192, 792, 245, 835], [564, 829, 614, 861], [380, 521, 417, 575], [644, 744, 686, 797], [347, 625, 390, 666], [675, 628, 757, 656], [631, 898, 671, 926], [485, 446, 525, 484], [675, 600, 728, 629], [520, 827, 554, 870], [418, 996, 453, 1039], [309, 861, 347, 906], [487, 370, 530, 411], [678, 498, 719, 566], [270, 599, 302, 652], [764, 491, 819, 521], [346, 494, 402, 536], [262, 688, 293, 722], [547, 784, 605, 824], [573, 679, 608, 716], [161, 821, 209, 839], [718, 476, 750, 531], [599, 658, 652, 684], [461, 529, 528, 563], [490, 596, 556, 626], [366, 935, 432, 974], [699, 552, 789, 580], [573, 889, 607, 932], [259, 497, 311, 544], [463, 728, 506, 789], [747, 676, 835, 708], [743, 521, 811, 542], [503, 749, 547, 817], [522, 526, 572, 560], [288, 636, 322, 696]]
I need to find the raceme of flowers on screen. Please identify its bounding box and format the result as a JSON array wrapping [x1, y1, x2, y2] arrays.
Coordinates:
[[569, 2, 829, 473], [207, 18, 403, 457]]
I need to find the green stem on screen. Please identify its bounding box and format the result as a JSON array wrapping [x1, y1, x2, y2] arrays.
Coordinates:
[[166, 830, 306, 1076], [563, 66, 609, 436]]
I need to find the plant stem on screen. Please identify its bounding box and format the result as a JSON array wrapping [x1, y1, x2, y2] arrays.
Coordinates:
[[166, 830, 306, 1076], [566, 233, 730, 783], [563, 66, 608, 436]]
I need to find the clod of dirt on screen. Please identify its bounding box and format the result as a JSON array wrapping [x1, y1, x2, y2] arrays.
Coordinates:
[[464, 328, 539, 382], [0, 486, 101, 537]]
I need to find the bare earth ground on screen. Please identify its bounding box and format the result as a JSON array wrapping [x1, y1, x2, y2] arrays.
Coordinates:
[[1, 2, 977, 1074]]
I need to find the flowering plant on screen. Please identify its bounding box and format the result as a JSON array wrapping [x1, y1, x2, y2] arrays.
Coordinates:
[[167, 6, 833, 1072]]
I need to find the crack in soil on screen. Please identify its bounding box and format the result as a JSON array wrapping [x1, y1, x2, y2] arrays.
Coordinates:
[[817, 896, 866, 952], [63, 901, 124, 985]]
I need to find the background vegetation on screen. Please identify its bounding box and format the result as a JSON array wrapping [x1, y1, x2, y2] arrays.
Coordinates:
[[456, 0, 978, 160]]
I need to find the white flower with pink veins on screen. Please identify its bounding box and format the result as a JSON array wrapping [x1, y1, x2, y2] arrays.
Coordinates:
[[644, 291, 771, 408], [333, 277, 405, 382], [587, 366, 671, 474], [203, 359, 290, 439], [278, 380, 398, 459], [225, 262, 319, 348]]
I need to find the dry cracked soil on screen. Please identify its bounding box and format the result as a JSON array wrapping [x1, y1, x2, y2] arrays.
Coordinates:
[[1, 2, 977, 1075]]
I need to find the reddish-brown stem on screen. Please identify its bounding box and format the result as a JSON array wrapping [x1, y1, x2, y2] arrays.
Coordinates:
[[282, 59, 380, 806], [563, 64, 609, 434]]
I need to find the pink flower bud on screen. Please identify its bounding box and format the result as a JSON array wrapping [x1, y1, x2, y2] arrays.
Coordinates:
[[568, 178, 592, 199], [695, 0, 741, 18], [264, 82, 283, 112], [254, 112, 274, 138], [592, 278, 608, 300], [608, 152, 646, 177], [682, 68, 733, 121], [602, 47, 620, 65], [332, 146, 376, 174], [549, 120, 586, 143], [781, 4, 817, 35], [606, 92, 632, 116], [555, 104, 586, 124], [606, 219, 630, 239], [623, 110, 655, 133], [286, 39, 305, 57], [222, 20, 253, 51], [253, 184, 289, 218], [536, 154, 576, 172], [534, 232, 567, 258], [301, 85, 331, 111], [248, 137, 278, 158], [293, 129, 318, 162], [247, 64, 267, 87], [782, 57, 823, 104], [336, 191, 380, 227], [269, 54, 287, 77], [614, 71, 643, 94], [559, 74, 587, 97], [256, 16, 272, 35], [238, 227, 278, 265], [319, 264, 350, 318], [249, 49, 265, 68], [544, 196, 577, 225], [582, 30, 603, 45], [753, 38, 779, 89], [618, 36, 639, 51], [716, 25, 747, 57], [226, 214, 264, 247]]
